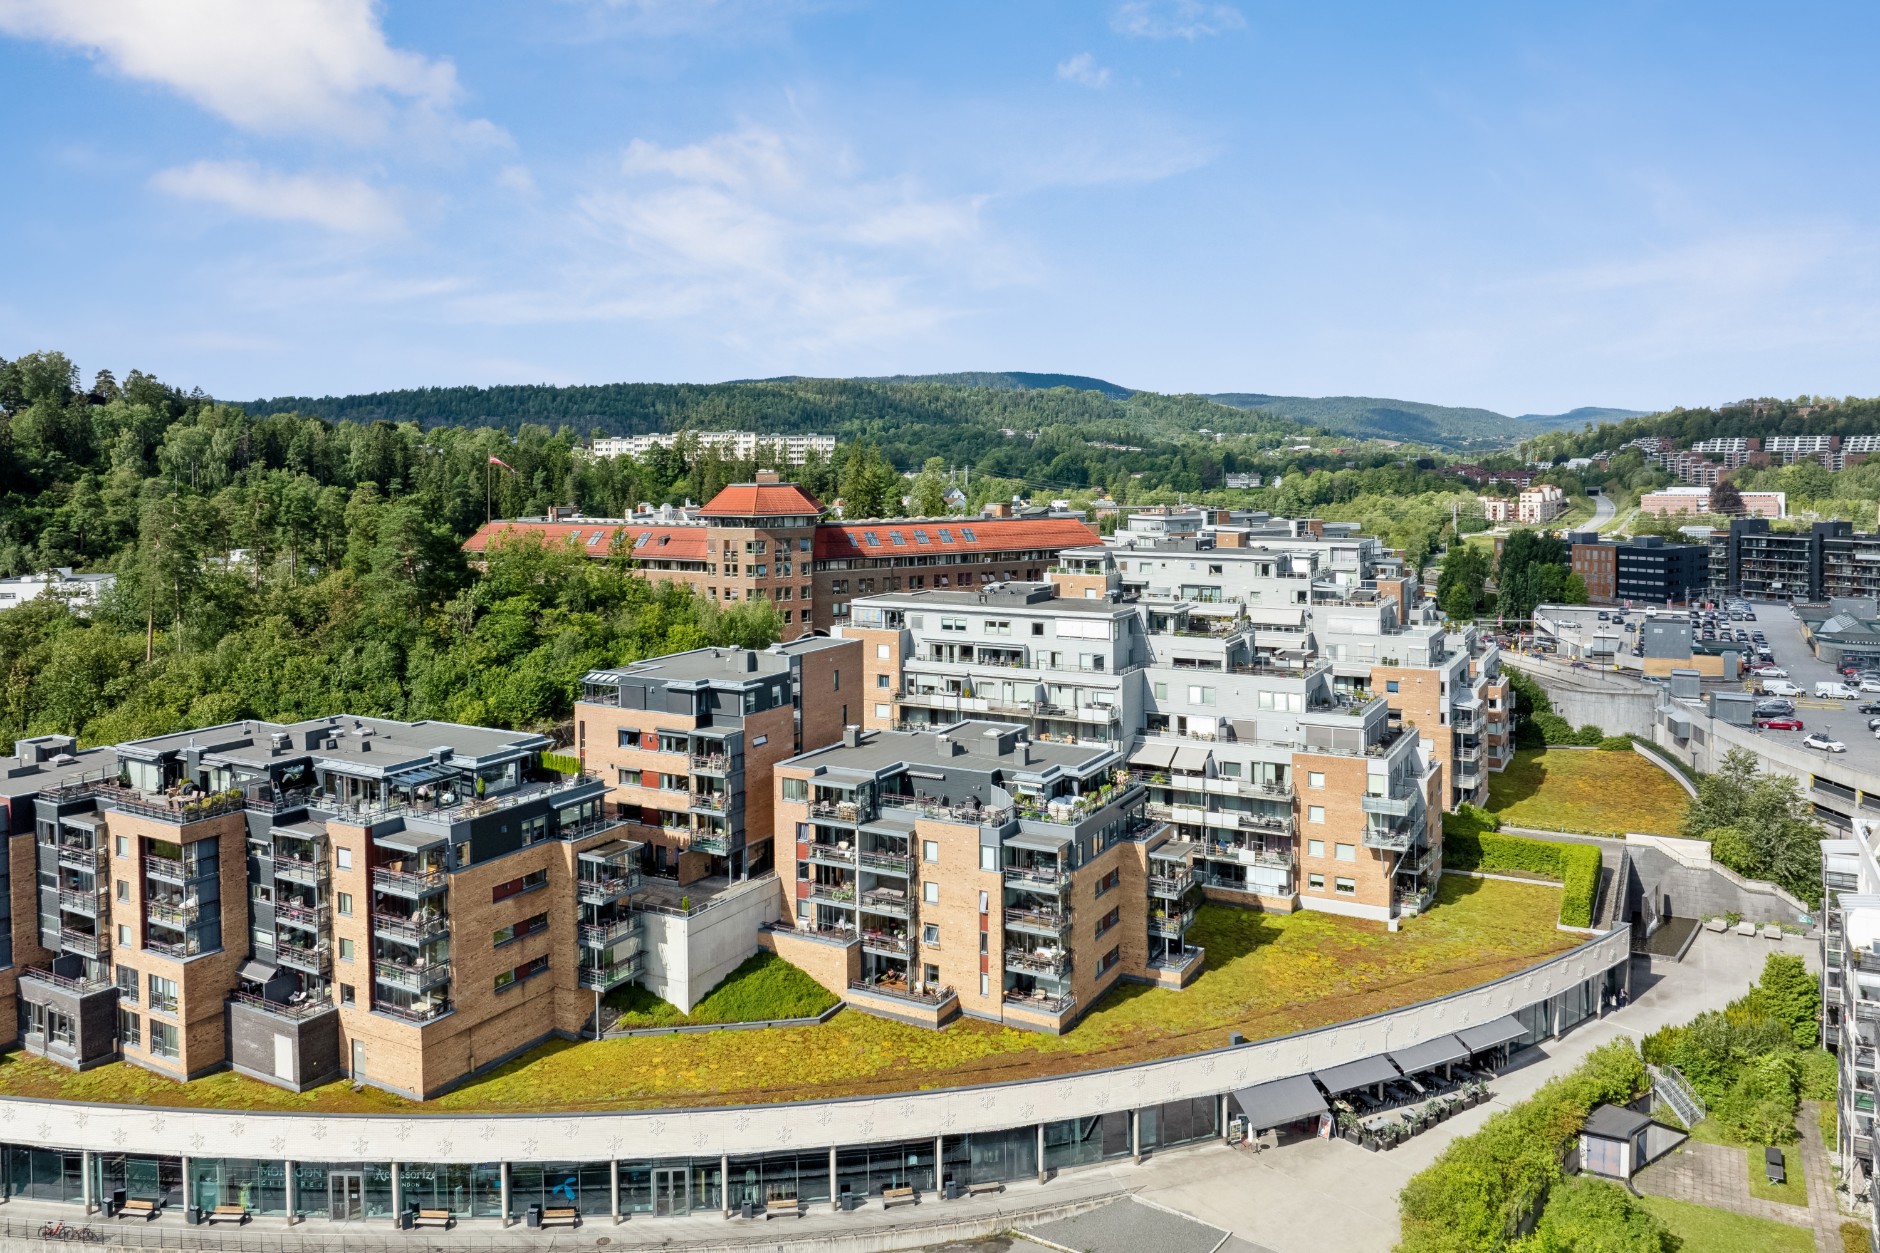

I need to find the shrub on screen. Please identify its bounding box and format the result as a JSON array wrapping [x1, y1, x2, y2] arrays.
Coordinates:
[[539, 750, 581, 775], [1597, 736, 1633, 752], [1442, 829, 1601, 928], [1397, 1040, 1648, 1253], [1512, 1176, 1675, 1253]]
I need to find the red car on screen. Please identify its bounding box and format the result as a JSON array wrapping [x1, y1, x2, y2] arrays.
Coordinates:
[[1757, 716, 1804, 731]]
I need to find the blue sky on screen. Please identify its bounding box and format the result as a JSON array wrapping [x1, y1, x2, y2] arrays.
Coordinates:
[[1, 1, 1877, 415]]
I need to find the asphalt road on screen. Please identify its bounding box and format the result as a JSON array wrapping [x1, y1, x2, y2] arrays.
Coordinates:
[[1733, 598, 1879, 757], [1588, 491, 1616, 530]]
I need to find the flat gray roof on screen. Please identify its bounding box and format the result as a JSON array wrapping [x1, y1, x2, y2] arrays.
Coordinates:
[[0, 743, 116, 799], [118, 716, 549, 773], [854, 588, 1130, 616], [585, 637, 847, 688], [786, 721, 1111, 779]]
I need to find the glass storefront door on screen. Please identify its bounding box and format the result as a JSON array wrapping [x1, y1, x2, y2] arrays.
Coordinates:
[[652, 1167, 687, 1216], [328, 1172, 365, 1221]]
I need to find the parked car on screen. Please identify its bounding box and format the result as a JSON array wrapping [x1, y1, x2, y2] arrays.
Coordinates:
[[1862, 678, 1880, 693], [1762, 679, 1804, 696], [1753, 665, 1788, 678], [1816, 682, 1860, 700], [1803, 733, 1847, 753], [1757, 717, 1804, 731], [1867, 717, 1880, 732], [1859, 702, 1880, 715]]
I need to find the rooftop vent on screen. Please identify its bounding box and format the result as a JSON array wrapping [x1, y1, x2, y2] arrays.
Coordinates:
[[842, 726, 863, 748]]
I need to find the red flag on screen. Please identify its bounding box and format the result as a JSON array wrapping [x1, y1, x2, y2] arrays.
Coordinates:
[[488, 455, 514, 471]]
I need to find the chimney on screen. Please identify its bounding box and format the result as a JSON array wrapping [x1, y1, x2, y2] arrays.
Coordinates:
[[842, 726, 863, 748]]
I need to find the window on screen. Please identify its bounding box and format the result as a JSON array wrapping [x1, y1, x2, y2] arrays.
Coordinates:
[[1187, 685, 1215, 706], [115, 965, 139, 1003], [1153, 682, 1168, 699], [1307, 839, 1325, 858], [1385, 680, 1400, 693], [923, 840, 940, 863], [116, 924, 130, 946], [493, 913, 549, 947], [114, 835, 128, 858], [336, 847, 353, 871], [1095, 906, 1122, 938], [782, 777, 808, 801], [149, 1021, 179, 1060], [491, 869, 548, 902], [337, 892, 353, 917], [1032, 622, 1045, 635], [941, 617, 966, 632], [520, 815, 548, 846], [980, 846, 998, 872], [874, 703, 890, 718], [987, 620, 1011, 635], [340, 983, 356, 1006], [1308, 772, 1325, 789], [922, 881, 940, 904], [116, 879, 129, 902], [147, 975, 178, 1015], [1335, 843, 1356, 862], [833, 669, 840, 691], [876, 673, 891, 690], [1308, 873, 1326, 891], [118, 1009, 141, 1049], [1308, 805, 1326, 824], [876, 644, 891, 659], [1094, 868, 1121, 896], [495, 954, 551, 992], [338, 938, 355, 962], [921, 923, 940, 946], [1335, 877, 1357, 895], [616, 767, 641, 787], [1098, 946, 1121, 976]]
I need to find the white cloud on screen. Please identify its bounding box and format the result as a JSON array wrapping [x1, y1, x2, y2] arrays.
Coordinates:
[[151, 160, 404, 235], [570, 0, 836, 39], [0, 0, 497, 146], [1056, 53, 1112, 90], [497, 164, 540, 197], [1111, 1, 1246, 40]]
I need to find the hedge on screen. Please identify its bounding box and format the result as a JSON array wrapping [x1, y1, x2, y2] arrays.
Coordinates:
[[1444, 827, 1602, 929], [1396, 1039, 1648, 1253]]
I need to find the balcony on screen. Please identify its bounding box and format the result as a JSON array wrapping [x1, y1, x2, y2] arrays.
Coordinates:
[[809, 798, 867, 824], [273, 902, 325, 931], [144, 854, 188, 884], [57, 887, 105, 917], [276, 940, 331, 974], [684, 832, 729, 856], [1003, 947, 1070, 976], [690, 753, 730, 775], [579, 953, 642, 991], [808, 882, 857, 907], [273, 855, 329, 886], [1360, 792, 1416, 818], [59, 932, 105, 960], [1149, 869, 1196, 898], [576, 869, 640, 905], [374, 998, 451, 1024], [859, 889, 913, 919], [858, 848, 914, 875], [689, 791, 727, 814], [20, 964, 112, 995], [373, 866, 447, 898], [1004, 864, 1067, 893], [86, 781, 246, 826], [880, 794, 1012, 825], [1363, 821, 1421, 853], [806, 840, 856, 868], [230, 990, 334, 1022], [848, 978, 955, 1006], [1004, 905, 1072, 936], [375, 958, 452, 993], [579, 917, 641, 949], [861, 930, 912, 957], [146, 900, 202, 927], [143, 936, 204, 960], [373, 911, 448, 944], [1150, 910, 1193, 938], [1003, 988, 1076, 1015], [55, 845, 105, 874]]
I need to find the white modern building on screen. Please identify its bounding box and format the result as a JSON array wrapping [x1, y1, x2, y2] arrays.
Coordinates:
[[0, 567, 114, 615], [591, 432, 837, 464]]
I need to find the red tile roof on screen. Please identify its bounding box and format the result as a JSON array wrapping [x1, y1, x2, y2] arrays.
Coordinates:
[[698, 483, 824, 517], [814, 517, 1098, 560], [462, 521, 711, 561]]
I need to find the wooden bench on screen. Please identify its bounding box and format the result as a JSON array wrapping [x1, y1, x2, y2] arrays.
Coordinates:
[[540, 1206, 581, 1229], [765, 1197, 802, 1219], [965, 1181, 1004, 1198], [204, 1204, 249, 1225], [117, 1198, 160, 1221], [882, 1186, 918, 1209], [414, 1208, 454, 1229]]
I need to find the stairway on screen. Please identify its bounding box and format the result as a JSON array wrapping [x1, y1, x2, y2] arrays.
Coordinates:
[[1649, 1063, 1706, 1129]]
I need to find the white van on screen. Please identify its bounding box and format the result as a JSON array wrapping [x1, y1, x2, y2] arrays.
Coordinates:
[[1762, 679, 1803, 697], [1815, 681, 1859, 700]]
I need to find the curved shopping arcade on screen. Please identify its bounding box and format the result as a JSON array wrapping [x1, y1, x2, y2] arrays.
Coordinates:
[[0, 926, 1626, 1225]]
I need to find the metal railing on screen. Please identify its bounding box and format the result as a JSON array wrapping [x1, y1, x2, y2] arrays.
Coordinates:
[[373, 998, 451, 1024], [1003, 989, 1076, 1015], [144, 855, 189, 883], [372, 866, 447, 895], [860, 931, 912, 956], [230, 990, 334, 1021], [19, 964, 112, 994], [579, 917, 641, 949], [273, 855, 328, 885], [879, 795, 1012, 825], [1003, 948, 1070, 975], [372, 912, 448, 944], [1149, 871, 1195, 897], [576, 871, 640, 903], [858, 848, 914, 874], [848, 979, 954, 1005], [690, 754, 730, 773], [146, 901, 202, 927], [1003, 864, 1065, 891], [859, 890, 912, 918], [57, 888, 105, 916], [1003, 906, 1071, 933], [374, 959, 452, 993], [1149, 912, 1192, 938]]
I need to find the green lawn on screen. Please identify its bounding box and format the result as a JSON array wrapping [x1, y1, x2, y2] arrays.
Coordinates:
[[1746, 1143, 1808, 1207], [1636, 1196, 1813, 1253], [606, 951, 838, 1029], [1487, 747, 1689, 836], [0, 877, 1577, 1115]]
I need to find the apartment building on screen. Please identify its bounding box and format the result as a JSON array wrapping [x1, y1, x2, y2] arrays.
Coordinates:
[[463, 474, 1098, 632], [0, 568, 115, 615], [1640, 486, 1788, 519], [6, 716, 642, 1101], [1572, 536, 1706, 605], [1517, 484, 1568, 525], [590, 431, 837, 464], [1481, 498, 1513, 524], [768, 721, 1196, 1034], [575, 638, 859, 884], [1820, 821, 1880, 1234]]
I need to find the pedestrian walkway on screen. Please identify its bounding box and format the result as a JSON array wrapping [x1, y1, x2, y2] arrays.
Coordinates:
[[1634, 1104, 1846, 1253]]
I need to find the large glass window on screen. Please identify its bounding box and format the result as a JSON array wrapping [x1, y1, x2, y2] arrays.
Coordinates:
[[507, 1161, 612, 1217], [188, 1158, 289, 1216], [834, 1140, 933, 1203], [91, 1154, 183, 1209], [1139, 1096, 1220, 1151], [1042, 1114, 1130, 1172], [291, 1162, 393, 1220], [396, 1162, 500, 1217], [941, 1128, 1037, 1187], [620, 1158, 720, 1215], [5, 1147, 83, 1202], [726, 1150, 832, 1209]]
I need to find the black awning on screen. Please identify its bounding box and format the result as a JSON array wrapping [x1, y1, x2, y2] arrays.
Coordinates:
[[236, 959, 277, 984], [1230, 1075, 1327, 1130], [373, 829, 446, 854], [1388, 1034, 1470, 1075], [1312, 1055, 1400, 1095], [1457, 1015, 1527, 1053]]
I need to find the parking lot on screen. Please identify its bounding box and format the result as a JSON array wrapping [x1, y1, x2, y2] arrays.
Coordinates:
[[1732, 598, 1880, 757]]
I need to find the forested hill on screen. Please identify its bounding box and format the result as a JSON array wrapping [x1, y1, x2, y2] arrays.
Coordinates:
[[1521, 395, 1880, 461], [1207, 393, 1648, 448], [849, 371, 1133, 397]]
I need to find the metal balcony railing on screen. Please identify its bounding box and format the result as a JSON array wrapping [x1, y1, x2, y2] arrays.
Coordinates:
[[1003, 948, 1070, 976], [373, 866, 447, 897]]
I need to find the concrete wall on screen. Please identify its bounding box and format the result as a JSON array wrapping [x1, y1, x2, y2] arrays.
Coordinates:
[[1505, 660, 1658, 737], [1620, 834, 1809, 927], [639, 875, 781, 1012]]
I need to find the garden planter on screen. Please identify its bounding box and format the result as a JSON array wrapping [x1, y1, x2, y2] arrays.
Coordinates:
[[1362, 1136, 1379, 1151]]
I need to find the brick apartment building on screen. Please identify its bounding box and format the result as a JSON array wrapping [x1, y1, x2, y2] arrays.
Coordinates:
[[463, 474, 1099, 633]]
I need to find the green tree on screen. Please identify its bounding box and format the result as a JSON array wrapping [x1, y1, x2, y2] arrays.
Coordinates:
[[1682, 749, 1822, 905], [911, 456, 950, 516], [1438, 544, 1491, 620], [1709, 478, 1744, 515], [1750, 953, 1820, 1050], [1512, 1176, 1675, 1253]]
